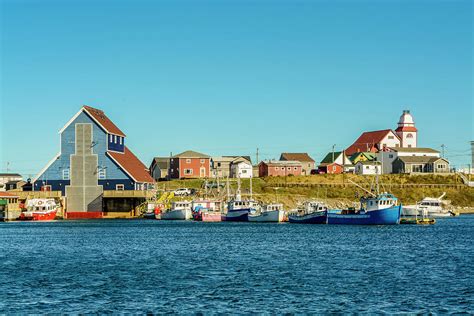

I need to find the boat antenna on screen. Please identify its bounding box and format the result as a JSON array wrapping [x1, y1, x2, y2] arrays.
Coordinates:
[[250, 176, 253, 200], [236, 175, 241, 200]]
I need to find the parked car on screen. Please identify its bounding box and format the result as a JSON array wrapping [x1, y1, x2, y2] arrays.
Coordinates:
[[173, 188, 194, 196]]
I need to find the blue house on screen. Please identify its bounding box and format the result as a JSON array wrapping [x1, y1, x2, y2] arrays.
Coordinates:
[[33, 105, 155, 197]]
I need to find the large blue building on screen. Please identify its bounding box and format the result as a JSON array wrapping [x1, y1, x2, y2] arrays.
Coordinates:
[[33, 106, 154, 215]]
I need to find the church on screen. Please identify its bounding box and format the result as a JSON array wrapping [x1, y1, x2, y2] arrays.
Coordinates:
[[345, 110, 418, 155]]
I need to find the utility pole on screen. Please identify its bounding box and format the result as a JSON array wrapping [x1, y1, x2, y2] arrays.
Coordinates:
[[256, 148, 259, 165], [441, 144, 445, 158], [332, 144, 336, 163]]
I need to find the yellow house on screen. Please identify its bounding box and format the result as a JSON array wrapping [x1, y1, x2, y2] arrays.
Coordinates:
[[349, 152, 377, 165]]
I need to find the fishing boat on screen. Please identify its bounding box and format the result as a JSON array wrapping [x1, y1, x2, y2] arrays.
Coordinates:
[[18, 198, 59, 221], [192, 200, 222, 222], [328, 193, 401, 225], [402, 193, 457, 218], [161, 201, 192, 220], [222, 175, 259, 222], [248, 203, 285, 222], [288, 201, 327, 224]]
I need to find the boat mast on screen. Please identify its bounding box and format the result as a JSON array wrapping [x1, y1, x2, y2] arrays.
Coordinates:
[[236, 175, 241, 200], [348, 179, 376, 198], [250, 176, 253, 200]]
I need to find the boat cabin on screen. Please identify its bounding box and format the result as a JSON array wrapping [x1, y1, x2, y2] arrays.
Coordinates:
[[171, 201, 192, 210], [263, 203, 284, 212], [362, 193, 399, 212], [228, 200, 259, 211]]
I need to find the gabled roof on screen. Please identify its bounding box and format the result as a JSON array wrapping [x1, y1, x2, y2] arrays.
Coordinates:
[[395, 126, 417, 132], [150, 157, 170, 171], [173, 150, 210, 158], [59, 105, 126, 137], [280, 153, 315, 162], [107, 146, 155, 183], [349, 152, 376, 163], [223, 156, 252, 164], [396, 156, 449, 164], [321, 152, 342, 164], [0, 173, 22, 177], [388, 147, 439, 153], [356, 160, 382, 165], [346, 129, 399, 155], [260, 160, 302, 166]]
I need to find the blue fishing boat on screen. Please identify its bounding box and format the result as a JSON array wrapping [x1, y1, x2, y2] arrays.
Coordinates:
[[288, 201, 327, 224], [327, 193, 401, 225]]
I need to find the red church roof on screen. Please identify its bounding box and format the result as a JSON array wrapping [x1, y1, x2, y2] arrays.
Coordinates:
[[395, 126, 418, 132], [107, 146, 155, 183], [83, 105, 126, 137], [346, 129, 398, 155]]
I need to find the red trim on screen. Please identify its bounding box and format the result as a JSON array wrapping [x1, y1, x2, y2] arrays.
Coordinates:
[[66, 212, 103, 219], [395, 126, 418, 132]]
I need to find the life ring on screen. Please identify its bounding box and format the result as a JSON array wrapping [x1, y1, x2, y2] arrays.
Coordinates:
[[37, 201, 43, 205]]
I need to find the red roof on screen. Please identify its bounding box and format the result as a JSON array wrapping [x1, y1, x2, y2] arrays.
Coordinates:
[[83, 105, 126, 137], [346, 129, 398, 155], [107, 146, 155, 183], [0, 191, 19, 198], [395, 126, 418, 132]]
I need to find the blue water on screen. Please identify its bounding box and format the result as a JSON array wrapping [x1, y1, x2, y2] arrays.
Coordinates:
[[1, 217, 473, 313]]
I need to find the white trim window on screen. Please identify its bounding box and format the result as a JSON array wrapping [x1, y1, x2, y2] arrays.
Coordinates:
[[184, 169, 193, 175], [98, 168, 106, 179], [109, 134, 113, 142], [114, 135, 117, 143], [116, 184, 124, 191], [186, 159, 191, 164], [119, 137, 123, 145], [62, 169, 70, 180]]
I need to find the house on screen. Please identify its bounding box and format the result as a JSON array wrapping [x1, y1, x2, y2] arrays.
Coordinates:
[[279, 153, 315, 176], [392, 156, 450, 174], [33, 105, 155, 217], [377, 147, 441, 174], [349, 152, 376, 165], [355, 161, 382, 175], [169, 150, 211, 179], [0, 173, 22, 191], [149, 157, 170, 181], [318, 151, 353, 174], [0, 191, 21, 221], [212, 156, 252, 178], [258, 160, 302, 177], [5, 180, 26, 191], [346, 110, 419, 155], [231, 161, 253, 178]]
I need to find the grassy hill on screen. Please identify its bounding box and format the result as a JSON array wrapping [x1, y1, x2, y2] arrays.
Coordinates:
[[155, 174, 474, 211]]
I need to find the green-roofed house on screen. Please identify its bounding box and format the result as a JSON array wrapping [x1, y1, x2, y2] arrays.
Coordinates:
[[349, 152, 377, 165], [169, 150, 211, 179], [318, 151, 353, 174]]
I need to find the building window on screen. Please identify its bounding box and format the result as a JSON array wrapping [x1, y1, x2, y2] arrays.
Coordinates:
[[294, 167, 297, 170], [275, 167, 279, 170], [406, 133, 413, 138], [98, 168, 106, 179], [116, 184, 124, 191], [184, 169, 193, 175], [62, 169, 70, 180], [395, 144, 400, 147], [109, 134, 113, 142], [287, 167, 291, 170], [388, 136, 394, 140], [389, 154, 394, 159], [437, 164, 445, 169], [119, 137, 123, 145], [412, 164, 423, 173], [242, 169, 247, 174], [217, 162, 221, 167], [332, 166, 336, 172], [186, 159, 191, 164], [200, 159, 205, 164], [114, 135, 117, 143], [408, 145, 412, 148]]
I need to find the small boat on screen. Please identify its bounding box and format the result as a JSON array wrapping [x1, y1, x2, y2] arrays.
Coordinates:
[[328, 193, 401, 225], [400, 217, 436, 225], [248, 203, 285, 222], [288, 201, 327, 224], [143, 203, 161, 219], [18, 198, 59, 221], [223, 199, 259, 222], [192, 200, 222, 222], [161, 201, 192, 220], [402, 193, 457, 218]]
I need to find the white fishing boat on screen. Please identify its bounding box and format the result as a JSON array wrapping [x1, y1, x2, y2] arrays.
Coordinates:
[[161, 201, 193, 220], [248, 203, 285, 222], [402, 193, 457, 218], [288, 201, 327, 224]]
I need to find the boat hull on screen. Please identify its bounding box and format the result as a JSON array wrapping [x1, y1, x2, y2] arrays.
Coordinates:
[[402, 207, 454, 218], [288, 211, 327, 224], [18, 211, 57, 221], [248, 210, 285, 222], [161, 209, 192, 220], [201, 212, 222, 222], [327, 205, 401, 225], [223, 209, 251, 222]]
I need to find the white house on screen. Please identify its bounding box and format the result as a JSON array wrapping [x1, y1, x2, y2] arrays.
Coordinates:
[[0, 173, 23, 192], [231, 161, 253, 178], [377, 147, 440, 174], [355, 161, 381, 175]]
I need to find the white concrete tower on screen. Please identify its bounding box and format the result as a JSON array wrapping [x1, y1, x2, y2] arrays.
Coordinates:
[[395, 110, 418, 148]]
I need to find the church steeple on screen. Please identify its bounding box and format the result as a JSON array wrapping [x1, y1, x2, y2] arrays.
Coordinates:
[[395, 110, 418, 148]]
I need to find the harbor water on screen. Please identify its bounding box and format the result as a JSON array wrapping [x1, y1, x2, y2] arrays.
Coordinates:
[[0, 217, 473, 313]]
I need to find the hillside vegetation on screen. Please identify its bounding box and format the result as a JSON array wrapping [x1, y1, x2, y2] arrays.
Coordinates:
[[156, 174, 474, 210]]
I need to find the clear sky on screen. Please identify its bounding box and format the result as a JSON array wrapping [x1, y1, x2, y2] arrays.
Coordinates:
[[1, 0, 472, 178]]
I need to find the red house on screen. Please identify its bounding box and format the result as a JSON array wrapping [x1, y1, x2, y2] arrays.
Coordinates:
[[169, 150, 211, 179], [258, 161, 302, 177], [318, 162, 343, 174]]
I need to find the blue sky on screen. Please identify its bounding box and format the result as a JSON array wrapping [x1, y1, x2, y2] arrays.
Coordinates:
[[1, 0, 472, 178]]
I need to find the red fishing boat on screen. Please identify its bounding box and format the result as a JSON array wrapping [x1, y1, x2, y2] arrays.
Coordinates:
[[18, 198, 59, 221], [192, 200, 222, 222]]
